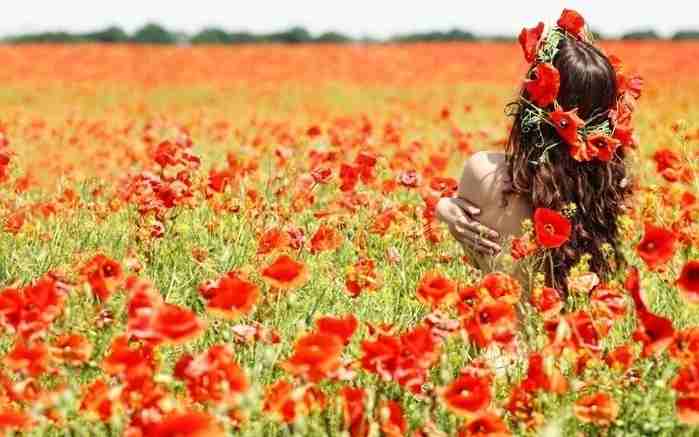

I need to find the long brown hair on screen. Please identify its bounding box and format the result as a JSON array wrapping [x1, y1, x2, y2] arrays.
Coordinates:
[[505, 34, 632, 292]]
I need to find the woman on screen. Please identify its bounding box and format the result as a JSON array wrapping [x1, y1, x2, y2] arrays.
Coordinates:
[[437, 9, 640, 293]]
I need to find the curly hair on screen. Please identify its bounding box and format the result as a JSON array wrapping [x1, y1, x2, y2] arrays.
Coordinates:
[[505, 34, 633, 293]]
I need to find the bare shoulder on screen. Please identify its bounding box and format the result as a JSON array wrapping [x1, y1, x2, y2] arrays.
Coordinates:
[[457, 151, 532, 236], [457, 151, 509, 206]]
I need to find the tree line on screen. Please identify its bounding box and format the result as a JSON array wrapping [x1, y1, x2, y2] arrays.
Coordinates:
[[4, 24, 699, 44]]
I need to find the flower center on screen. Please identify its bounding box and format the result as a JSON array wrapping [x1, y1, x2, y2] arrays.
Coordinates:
[[544, 224, 556, 234]]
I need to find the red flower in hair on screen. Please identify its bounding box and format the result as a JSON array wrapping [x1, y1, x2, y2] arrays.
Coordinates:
[[678, 261, 699, 304], [549, 108, 586, 158], [636, 223, 677, 270], [525, 63, 560, 107], [587, 133, 621, 162], [518, 22, 545, 63], [533, 208, 572, 248], [557, 9, 586, 38]]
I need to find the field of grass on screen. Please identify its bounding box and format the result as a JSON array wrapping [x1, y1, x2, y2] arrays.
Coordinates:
[[0, 42, 697, 436]]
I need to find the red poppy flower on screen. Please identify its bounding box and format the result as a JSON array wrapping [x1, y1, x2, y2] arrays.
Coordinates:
[[521, 352, 568, 394], [281, 331, 344, 382], [257, 227, 290, 255], [678, 261, 699, 304], [525, 63, 560, 107], [590, 285, 627, 320], [573, 392, 619, 426], [673, 361, 699, 424], [511, 235, 538, 260], [533, 208, 572, 248], [549, 108, 586, 157], [102, 335, 154, 377], [339, 163, 359, 192], [4, 340, 49, 376], [345, 257, 381, 297], [0, 409, 32, 432], [633, 309, 676, 357], [636, 223, 677, 270], [80, 379, 114, 422], [462, 300, 518, 349], [440, 372, 492, 415], [263, 380, 325, 424], [147, 411, 224, 437], [200, 272, 259, 320], [530, 287, 563, 319], [261, 255, 309, 290], [310, 166, 332, 184], [397, 169, 421, 188], [316, 314, 358, 345], [360, 334, 401, 380], [587, 133, 621, 162], [479, 272, 523, 304], [151, 303, 205, 345], [416, 271, 457, 309], [458, 412, 512, 437], [518, 22, 545, 63], [652, 148, 682, 173], [50, 333, 93, 366], [309, 224, 343, 253], [306, 125, 322, 137], [379, 401, 407, 437], [341, 387, 368, 437], [567, 311, 601, 353], [81, 254, 123, 302], [430, 176, 459, 197], [604, 344, 635, 372], [670, 327, 699, 364], [370, 209, 398, 235], [557, 9, 586, 38], [174, 345, 248, 404]]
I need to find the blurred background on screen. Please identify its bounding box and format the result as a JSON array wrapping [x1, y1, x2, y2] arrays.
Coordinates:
[[2, 0, 697, 44]]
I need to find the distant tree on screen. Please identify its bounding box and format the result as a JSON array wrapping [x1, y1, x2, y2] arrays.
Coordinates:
[[8, 31, 84, 43], [82, 26, 129, 43], [315, 31, 351, 43], [190, 28, 232, 44], [673, 30, 699, 40], [392, 29, 475, 43], [264, 27, 312, 43], [228, 32, 260, 43], [621, 30, 660, 40], [131, 23, 177, 44]]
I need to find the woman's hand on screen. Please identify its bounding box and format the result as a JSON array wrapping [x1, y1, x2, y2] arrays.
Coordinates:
[[436, 197, 502, 255]]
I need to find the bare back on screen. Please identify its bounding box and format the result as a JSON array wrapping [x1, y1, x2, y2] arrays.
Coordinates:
[[457, 151, 533, 269]]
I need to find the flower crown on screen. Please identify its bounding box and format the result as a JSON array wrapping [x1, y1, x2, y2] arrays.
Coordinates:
[[517, 9, 643, 164]]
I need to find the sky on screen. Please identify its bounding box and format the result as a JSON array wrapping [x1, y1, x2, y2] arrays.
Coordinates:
[[2, 0, 696, 38]]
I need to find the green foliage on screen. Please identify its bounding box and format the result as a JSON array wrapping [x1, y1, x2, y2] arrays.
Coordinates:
[[621, 29, 661, 40], [131, 23, 178, 44]]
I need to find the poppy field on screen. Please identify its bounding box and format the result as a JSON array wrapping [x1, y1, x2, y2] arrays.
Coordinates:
[[0, 40, 698, 436]]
